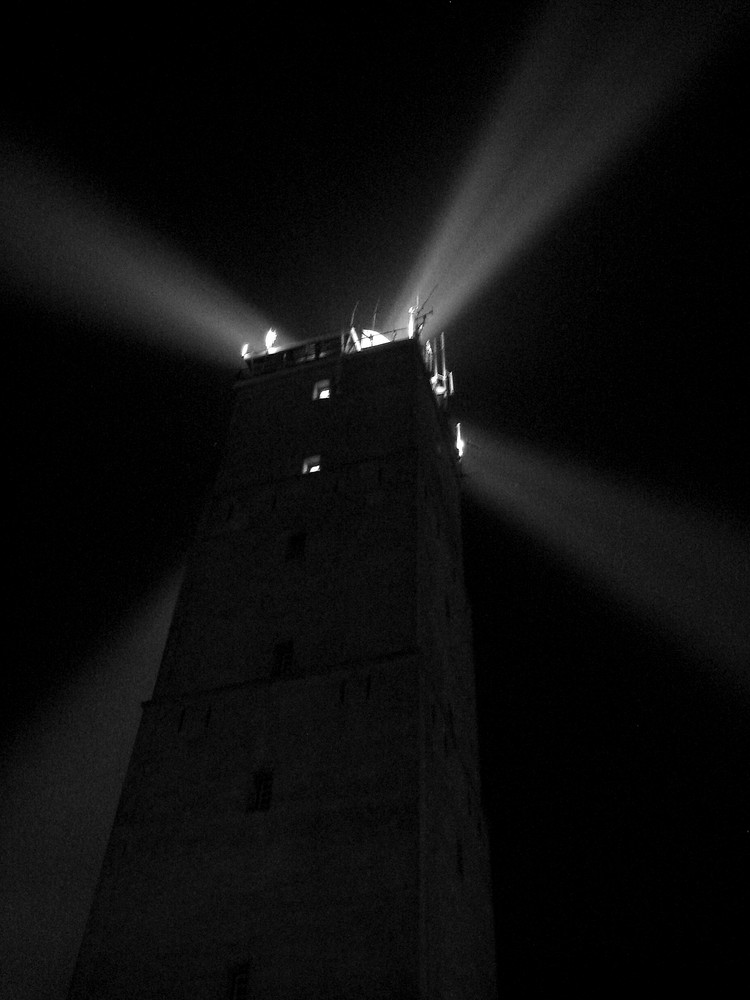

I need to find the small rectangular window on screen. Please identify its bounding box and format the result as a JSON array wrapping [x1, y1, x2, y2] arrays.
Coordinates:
[[273, 639, 295, 676], [286, 531, 306, 561], [229, 962, 249, 1000], [248, 770, 274, 812], [312, 378, 331, 400], [444, 706, 457, 752], [302, 454, 321, 474]]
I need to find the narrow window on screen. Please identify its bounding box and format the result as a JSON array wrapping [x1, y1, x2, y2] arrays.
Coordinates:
[[302, 454, 321, 474], [286, 530, 306, 561], [444, 706, 457, 752], [312, 378, 331, 400], [272, 640, 295, 676], [248, 770, 274, 812], [229, 962, 250, 1000]]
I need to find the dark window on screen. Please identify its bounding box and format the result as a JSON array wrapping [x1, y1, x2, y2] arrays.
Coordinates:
[[228, 962, 249, 1000], [272, 640, 295, 676], [444, 707, 457, 752], [248, 770, 274, 812], [286, 531, 306, 561]]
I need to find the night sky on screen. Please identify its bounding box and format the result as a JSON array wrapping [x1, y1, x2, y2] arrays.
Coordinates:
[[2, 3, 748, 997]]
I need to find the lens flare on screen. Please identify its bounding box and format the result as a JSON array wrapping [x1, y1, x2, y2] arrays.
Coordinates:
[[0, 143, 275, 363], [385, 0, 739, 335], [463, 424, 750, 682]]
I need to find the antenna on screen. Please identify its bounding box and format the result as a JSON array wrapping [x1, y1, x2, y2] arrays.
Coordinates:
[[371, 298, 380, 329], [421, 283, 439, 313], [349, 301, 359, 328]]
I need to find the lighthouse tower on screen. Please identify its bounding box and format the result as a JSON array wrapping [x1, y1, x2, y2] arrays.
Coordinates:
[[69, 326, 496, 999]]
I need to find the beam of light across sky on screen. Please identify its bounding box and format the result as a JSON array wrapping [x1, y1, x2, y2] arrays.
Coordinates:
[[385, 0, 740, 335], [463, 424, 750, 684], [0, 571, 182, 1000], [0, 144, 274, 364]]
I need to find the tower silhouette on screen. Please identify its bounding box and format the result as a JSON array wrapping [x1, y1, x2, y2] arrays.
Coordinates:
[[69, 331, 496, 998]]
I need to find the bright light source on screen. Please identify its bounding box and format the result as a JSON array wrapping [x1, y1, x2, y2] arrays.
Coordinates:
[[456, 422, 465, 459], [313, 379, 331, 400], [302, 455, 321, 474], [360, 329, 389, 349], [241, 342, 249, 357], [265, 328, 277, 352]]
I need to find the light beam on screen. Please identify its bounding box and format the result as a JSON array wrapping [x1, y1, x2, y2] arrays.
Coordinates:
[[0, 143, 277, 363], [464, 424, 750, 684], [385, 0, 741, 335], [0, 572, 182, 999]]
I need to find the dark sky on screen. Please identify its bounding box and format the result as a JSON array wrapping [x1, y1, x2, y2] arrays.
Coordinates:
[[2, 3, 748, 997]]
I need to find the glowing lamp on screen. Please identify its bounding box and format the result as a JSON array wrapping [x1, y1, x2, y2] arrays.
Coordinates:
[[360, 329, 389, 349], [265, 328, 277, 352]]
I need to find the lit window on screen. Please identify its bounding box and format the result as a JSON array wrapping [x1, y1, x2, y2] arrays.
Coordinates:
[[313, 378, 331, 400], [248, 770, 274, 812], [302, 455, 321, 474]]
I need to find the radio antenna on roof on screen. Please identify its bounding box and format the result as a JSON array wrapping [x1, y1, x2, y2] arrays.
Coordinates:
[[421, 283, 439, 313]]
